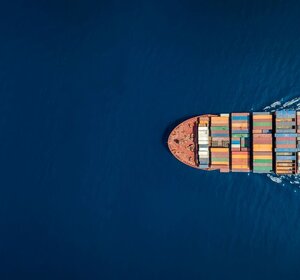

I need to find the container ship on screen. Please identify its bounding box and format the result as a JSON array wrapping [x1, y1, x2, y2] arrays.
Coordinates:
[[168, 111, 300, 174]]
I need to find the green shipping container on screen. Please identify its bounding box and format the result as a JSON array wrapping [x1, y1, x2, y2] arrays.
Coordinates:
[[253, 122, 272, 126], [253, 159, 273, 163], [210, 126, 228, 130], [211, 158, 229, 161], [232, 134, 249, 138], [253, 166, 272, 171]]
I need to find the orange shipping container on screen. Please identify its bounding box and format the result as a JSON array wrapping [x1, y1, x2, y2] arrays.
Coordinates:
[[232, 154, 249, 159], [253, 144, 272, 148], [232, 124, 249, 128], [253, 115, 272, 119], [253, 155, 272, 159], [211, 148, 229, 152], [276, 118, 293, 122], [276, 167, 294, 170], [253, 147, 272, 152], [211, 116, 229, 121]]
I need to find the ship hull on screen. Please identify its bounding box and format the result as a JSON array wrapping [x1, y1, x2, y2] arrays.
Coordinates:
[[168, 111, 300, 174]]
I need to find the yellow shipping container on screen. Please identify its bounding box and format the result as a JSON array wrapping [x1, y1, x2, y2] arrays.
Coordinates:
[[253, 115, 272, 119], [211, 119, 229, 123], [211, 121, 229, 124], [276, 167, 294, 170], [211, 161, 229, 165], [211, 148, 229, 152], [211, 116, 229, 120], [232, 154, 249, 159], [253, 144, 272, 147], [232, 165, 249, 168], [253, 144, 272, 149], [232, 122, 249, 126], [253, 155, 272, 159], [232, 127, 249, 130], [254, 148, 273, 152], [276, 118, 293, 122]]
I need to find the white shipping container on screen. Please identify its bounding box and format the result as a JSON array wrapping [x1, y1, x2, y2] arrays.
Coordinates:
[[198, 127, 208, 130], [198, 134, 209, 138]]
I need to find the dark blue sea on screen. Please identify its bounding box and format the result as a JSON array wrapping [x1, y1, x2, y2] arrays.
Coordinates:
[[2, 0, 300, 279]]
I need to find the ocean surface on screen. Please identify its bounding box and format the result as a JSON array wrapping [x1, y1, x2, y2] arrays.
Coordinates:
[[2, 0, 300, 279]]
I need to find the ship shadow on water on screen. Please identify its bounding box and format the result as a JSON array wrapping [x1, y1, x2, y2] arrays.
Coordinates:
[[161, 115, 196, 152]]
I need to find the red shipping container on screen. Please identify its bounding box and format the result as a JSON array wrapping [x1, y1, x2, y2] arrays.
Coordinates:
[[276, 144, 296, 148], [253, 139, 272, 144], [276, 137, 296, 141], [253, 134, 272, 138], [211, 130, 230, 134], [253, 152, 273, 156]]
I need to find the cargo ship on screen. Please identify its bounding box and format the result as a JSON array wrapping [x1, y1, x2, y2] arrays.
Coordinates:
[[168, 111, 300, 174]]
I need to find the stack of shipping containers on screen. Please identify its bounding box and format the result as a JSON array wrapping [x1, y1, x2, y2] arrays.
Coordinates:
[[210, 115, 230, 172], [252, 112, 273, 173], [275, 110, 297, 174], [198, 116, 210, 169], [296, 111, 300, 173], [231, 113, 250, 172]]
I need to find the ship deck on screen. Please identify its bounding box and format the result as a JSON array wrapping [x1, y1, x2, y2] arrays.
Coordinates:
[[168, 111, 300, 174]]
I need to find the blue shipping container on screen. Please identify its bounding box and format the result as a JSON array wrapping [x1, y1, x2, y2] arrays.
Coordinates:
[[275, 148, 298, 152], [276, 156, 296, 160], [231, 116, 249, 120]]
